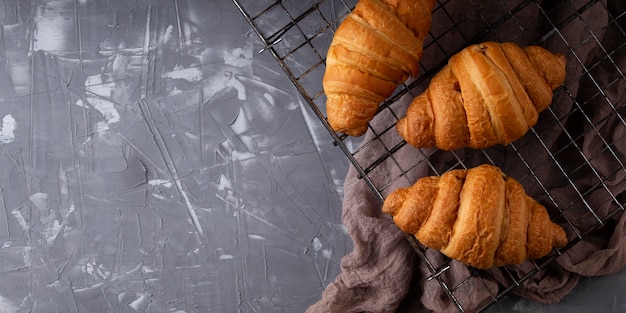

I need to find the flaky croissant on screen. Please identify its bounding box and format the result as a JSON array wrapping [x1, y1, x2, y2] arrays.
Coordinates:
[[396, 42, 566, 150], [382, 164, 567, 269], [324, 0, 436, 137]]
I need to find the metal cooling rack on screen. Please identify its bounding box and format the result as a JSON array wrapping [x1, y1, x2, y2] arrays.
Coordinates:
[[232, 0, 626, 312]]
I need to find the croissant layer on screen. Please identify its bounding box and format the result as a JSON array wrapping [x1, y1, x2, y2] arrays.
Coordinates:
[[382, 164, 567, 269], [324, 0, 436, 136], [397, 42, 566, 150]]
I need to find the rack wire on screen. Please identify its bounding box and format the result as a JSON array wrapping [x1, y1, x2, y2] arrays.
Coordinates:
[[233, 0, 626, 312]]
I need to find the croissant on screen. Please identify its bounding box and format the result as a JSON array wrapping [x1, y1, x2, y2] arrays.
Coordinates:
[[396, 42, 567, 150], [382, 164, 567, 269], [324, 0, 436, 136]]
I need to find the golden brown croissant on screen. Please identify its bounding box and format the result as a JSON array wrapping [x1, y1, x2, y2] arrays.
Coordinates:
[[396, 42, 567, 150], [324, 0, 436, 137], [382, 164, 567, 269]]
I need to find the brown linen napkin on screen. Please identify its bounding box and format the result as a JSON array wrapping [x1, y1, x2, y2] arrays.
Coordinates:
[[308, 0, 626, 312]]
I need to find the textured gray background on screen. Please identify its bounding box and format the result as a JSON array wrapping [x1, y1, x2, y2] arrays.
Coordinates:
[[0, 1, 351, 311], [0, 0, 624, 312]]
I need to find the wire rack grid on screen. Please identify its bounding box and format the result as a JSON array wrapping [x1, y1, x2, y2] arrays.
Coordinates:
[[232, 0, 626, 312]]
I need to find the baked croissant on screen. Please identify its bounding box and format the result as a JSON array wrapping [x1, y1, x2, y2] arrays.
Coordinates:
[[382, 164, 567, 269], [396, 42, 567, 150], [324, 0, 436, 136]]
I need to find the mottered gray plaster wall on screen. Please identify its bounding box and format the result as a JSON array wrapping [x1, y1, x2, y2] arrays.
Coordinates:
[[0, 1, 352, 311]]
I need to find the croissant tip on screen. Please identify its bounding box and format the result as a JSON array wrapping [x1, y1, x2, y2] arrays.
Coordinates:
[[395, 117, 407, 134], [327, 113, 368, 137], [342, 128, 367, 137], [328, 124, 364, 137], [382, 187, 410, 216], [552, 224, 568, 248], [556, 53, 566, 67]]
